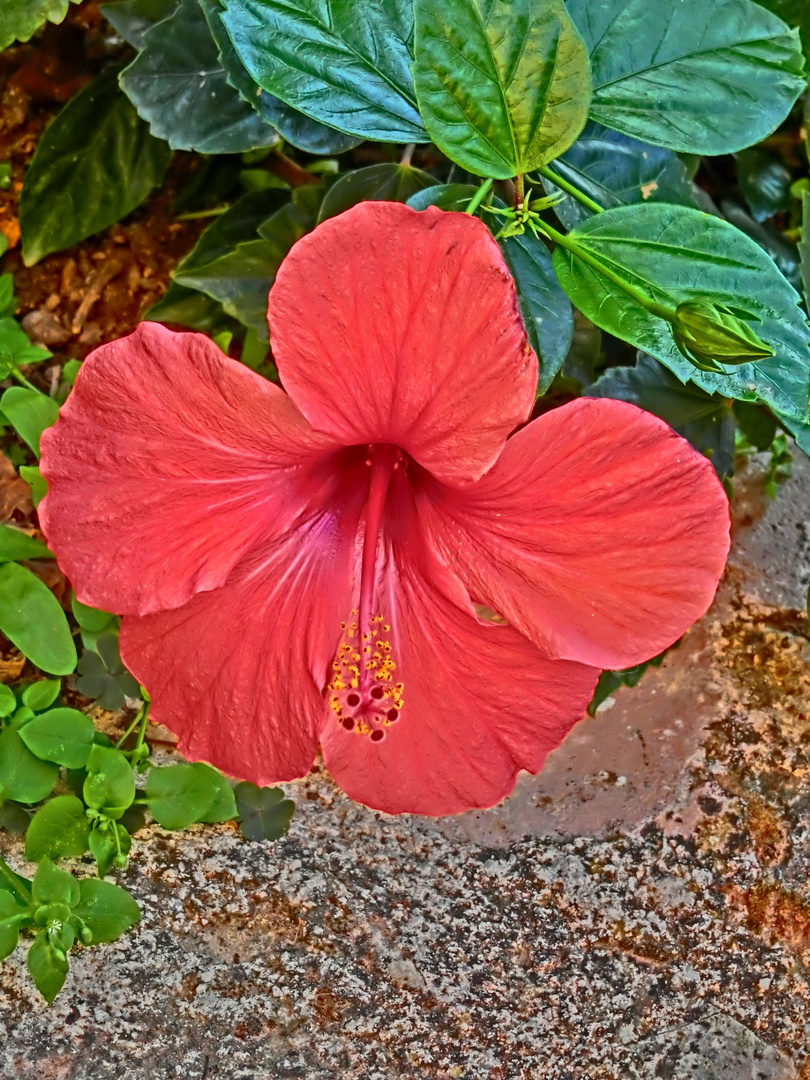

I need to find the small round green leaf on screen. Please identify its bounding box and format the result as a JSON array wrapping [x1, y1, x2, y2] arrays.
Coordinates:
[[0, 387, 59, 457], [0, 524, 52, 564], [0, 727, 58, 805], [32, 858, 79, 907], [74, 878, 140, 943], [21, 680, 61, 714], [235, 782, 294, 842], [71, 595, 115, 634], [27, 930, 69, 1004], [83, 745, 136, 818], [195, 764, 238, 824], [0, 562, 77, 676], [0, 891, 28, 961], [413, 0, 591, 178], [145, 763, 217, 830], [0, 684, 17, 718], [25, 795, 91, 863]]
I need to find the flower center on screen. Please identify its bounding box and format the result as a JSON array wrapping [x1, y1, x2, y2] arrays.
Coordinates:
[[328, 445, 404, 741]]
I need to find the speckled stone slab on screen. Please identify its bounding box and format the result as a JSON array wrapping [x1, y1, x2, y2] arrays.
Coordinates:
[[1, 451, 808, 1080]]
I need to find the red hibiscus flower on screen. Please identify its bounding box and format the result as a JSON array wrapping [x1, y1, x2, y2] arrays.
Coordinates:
[[38, 203, 730, 816]]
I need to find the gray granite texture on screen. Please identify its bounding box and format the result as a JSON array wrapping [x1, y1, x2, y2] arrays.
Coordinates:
[[1, 450, 809, 1080]]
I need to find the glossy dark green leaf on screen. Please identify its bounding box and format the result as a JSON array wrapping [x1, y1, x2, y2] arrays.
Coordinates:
[[21, 680, 61, 712], [551, 203, 810, 423], [407, 183, 479, 213], [0, 563, 76, 675], [74, 877, 140, 943], [318, 164, 438, 222], [25, 796, 91, 863], [19, 709, 96, 769], [19, 67, 171, 266], [83, 745, 136, 819], [145, 763, 217, 829], [0, 0, 81, 51], [88, 822, 131, 878], [0, 524, 52, 564], [100, 0, 181, 48], [176, 188, 321, 341], [586, 355, 736, 477], [195, 764, 238, 823], [201, 0, 359, 154], [568, 0, 805, 154], [0, 727, 58, 805], [144, 283, 231, 334], [800, 190, 810, 310], [27, 931, 69, 1003], [542, 122, 695, 229], [0, 388, 59, 457], [0, 891, 28, 960], [120, 0, 278, 153], [720, 200, 802, 294], [235, 782, 294, 842], [172, 188, 288, 275], [220, 0, 425, 141], [736, 149, 792, 223], [414, 0, 590, 178]]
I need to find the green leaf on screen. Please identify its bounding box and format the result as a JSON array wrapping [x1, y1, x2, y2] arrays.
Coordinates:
[[542, 121, 695, 230], [0, 524, 52, 564], [0, 802, 31, 834], [800, 190, 810, 311], [19, 466, 47, 507], [19, 67, 171, 266], [0, 684, 15, 718], [721, 201, 802, 294], [71, 595, 115, 635], [32, 858, 79, 906], [19, 709, 96, 769], [74, 877, 140, 943], [551, 203, 810, 423], [0, 387, 59, 457], [0, 562, 77, 675], [0, 891, 28, 961], [83, 745, 136, 819], [201, 0, 360, 155], [318, 164, 438, 223], [145, 763, 217, 829], [27, 931, 69, 1003], [120, 0, 278, 153], [407, 183, 480, 213], [736, 149, 793, 223], [171, 188, 288, 277], [0, 0, 81, 51], [734, 400, 778, 450], [88, 822, 131, 878], [25, 796, 91, 862], [176, 188, 321, 342], [586, 355, 736, 477], [0, 726, 58, 804], [0, 856, 33, 906], [587, 646, 671, 716], [195, 764, 238, 823], [235, 782, 294, 842], [0, 318, 52, 379], [76, 635, 141, 711], [143, 283, 231, 334], [21, 682, 59, 714], [413, 0, 590, 179], [100, 0, 181, 48], [568, 0, 806, 154], [220, 0, 425, 142]]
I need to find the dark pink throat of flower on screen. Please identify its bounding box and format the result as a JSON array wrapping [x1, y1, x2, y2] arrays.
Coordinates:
[[328, 444, 404, 743]]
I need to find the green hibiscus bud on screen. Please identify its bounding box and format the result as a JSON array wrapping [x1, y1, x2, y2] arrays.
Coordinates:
[[670, 301, 774, 373]]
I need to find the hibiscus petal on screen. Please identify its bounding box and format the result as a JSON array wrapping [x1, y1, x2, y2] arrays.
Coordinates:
[[321, 474, 598, 816], [120, 498, 362, 784], [39, 322, 335, 616], [268, 201, 537, 487], [417, 397, 731, 671]]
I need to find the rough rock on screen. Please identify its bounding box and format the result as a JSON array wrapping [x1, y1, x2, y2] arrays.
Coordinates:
[[0, 451, 808, 1080]]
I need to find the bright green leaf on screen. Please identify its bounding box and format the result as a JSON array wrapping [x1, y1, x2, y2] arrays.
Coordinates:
[[318, 164, 438, 222], [0, 0, 81, 51], [413, 0, 590, 178], [19, 466, 47, 507], [71, 594, 115, 635], [587, 646, 671, 716], [195, 764, 238, 823], [0, 856, 33, 906], [19, 708, 96, 769], [83, 745, 136, 818], [568, 0, 806, 154], [21, 680, 61, 712], [0, 684, 16, 718], [0, 388, 59, 457], [0, 726, 58, 805], [0, 891, 28, 961], [551, 203, 810, 423], [20, 66, 171, 266], [88, 822, 131, 878], [0, 318, 52, 379], [27, 931, 69, 1003], [32, 858, 79, 906], [25, 796, 91, 863], [220, 0, 425, 142], [0, 524, 52, 564], [120, 0, 278, 153], [74, 877, 140, 943], [145, 763, 217, 829], [235, 782, 294, 841], [0, 562, 77, 675]]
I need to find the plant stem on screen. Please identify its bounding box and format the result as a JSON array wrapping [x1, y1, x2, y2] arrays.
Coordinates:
[[10, 369, 37, 391], [175, 205, 230, 221], [514, 173, 525, 211], [532, 219, 676, 321], [464, 178, 493, 216], [537, 165, 605, 215], [132, 701, 150, 753], [400, 143, 416, 167], [115, 710, 143, 749]]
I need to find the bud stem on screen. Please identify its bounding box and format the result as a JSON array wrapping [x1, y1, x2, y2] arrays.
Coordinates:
[[537, 166, 605, 216], [464, 178, 493, 216]]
